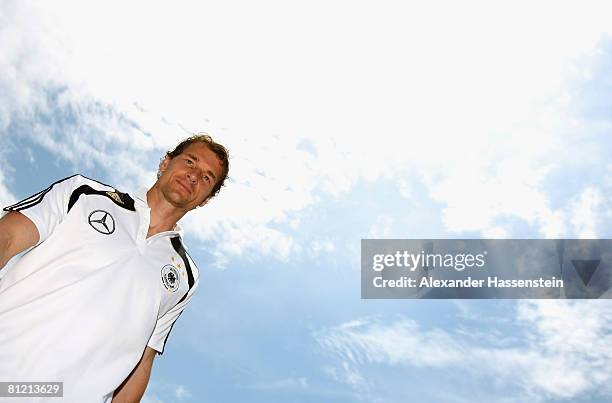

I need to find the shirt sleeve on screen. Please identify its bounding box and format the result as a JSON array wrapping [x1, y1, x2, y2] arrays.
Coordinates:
[[147, 276, 199, 354], [2, 175, 84, 245]]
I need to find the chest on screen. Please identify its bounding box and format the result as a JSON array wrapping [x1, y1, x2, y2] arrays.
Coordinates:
[[48, 194, 192, 316]]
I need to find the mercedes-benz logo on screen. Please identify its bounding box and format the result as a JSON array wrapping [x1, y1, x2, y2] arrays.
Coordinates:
[[88, 210, 116, 235]]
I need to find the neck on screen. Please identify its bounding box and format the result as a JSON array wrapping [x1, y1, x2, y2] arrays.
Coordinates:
[[145, 186, 186, 237]]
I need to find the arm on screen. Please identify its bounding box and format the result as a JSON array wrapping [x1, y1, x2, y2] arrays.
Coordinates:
[[0, 211, 40, 270], [112, 346, 157, 403]]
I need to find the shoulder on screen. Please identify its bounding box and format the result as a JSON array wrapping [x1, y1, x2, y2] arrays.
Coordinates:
[[36, 174, 116, 197], [70, 174, 117, 191], [3, 174, 115, 213], [55, 175, 136, 213]]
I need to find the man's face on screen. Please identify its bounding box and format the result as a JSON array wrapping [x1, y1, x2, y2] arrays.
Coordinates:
[[157, 142, 224, 211]]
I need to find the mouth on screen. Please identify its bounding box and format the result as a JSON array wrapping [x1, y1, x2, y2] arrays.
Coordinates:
[[175, 178, 192, 195]]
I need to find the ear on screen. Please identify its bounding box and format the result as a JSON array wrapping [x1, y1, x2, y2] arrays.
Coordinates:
[[158, 156, 171, 176]]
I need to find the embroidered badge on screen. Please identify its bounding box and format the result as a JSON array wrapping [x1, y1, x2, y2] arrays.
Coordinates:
[[161, 264, 180, 292]]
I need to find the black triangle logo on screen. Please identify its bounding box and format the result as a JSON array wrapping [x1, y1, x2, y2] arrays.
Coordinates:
[[571, 260, 600, 286]]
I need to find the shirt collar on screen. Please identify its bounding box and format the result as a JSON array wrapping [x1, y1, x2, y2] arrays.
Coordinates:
[[134, 187, 149, 205], [132, 187, 184, 236]]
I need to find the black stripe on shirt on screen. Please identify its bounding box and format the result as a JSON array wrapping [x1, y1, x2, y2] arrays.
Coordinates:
[[3, 174, 80, 212], [67, 185, 136, 212], [158, 237, 197, 354], [171, 236, 196, 306], [158, 311, 183, 355]]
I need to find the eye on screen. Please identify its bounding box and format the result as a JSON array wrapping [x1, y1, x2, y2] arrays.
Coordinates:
[[186, 158, 194, 165], [203, 175, 211, 183]]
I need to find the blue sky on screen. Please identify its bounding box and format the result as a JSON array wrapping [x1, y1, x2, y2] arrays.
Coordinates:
[[2, 1, 612, 402]]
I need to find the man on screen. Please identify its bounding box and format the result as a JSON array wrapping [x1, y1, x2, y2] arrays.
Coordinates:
[[0, 134, 229, 402]]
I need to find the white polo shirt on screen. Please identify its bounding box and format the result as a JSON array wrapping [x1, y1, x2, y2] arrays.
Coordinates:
[[0, 174, 199, 402]]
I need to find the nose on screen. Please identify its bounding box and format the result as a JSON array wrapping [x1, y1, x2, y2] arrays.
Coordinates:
[[186, 171, 198, 184]]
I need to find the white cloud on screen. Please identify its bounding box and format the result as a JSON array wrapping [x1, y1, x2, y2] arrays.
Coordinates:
[[0, 1, 67, 130], [308, 239, 336, 258], [569, 187, 603, 238], [197, 213, 297, 268], [316, 300, 612, 401], [3, 0, 612, 264], [324, 362, 366, 387], [397, 179, 413, 200], [0, 169, 16, 208], [174, 384, 192, 399], [367, 216, 394, 238], [317, 318, 465, 368], [426, 155, 562, 236]]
